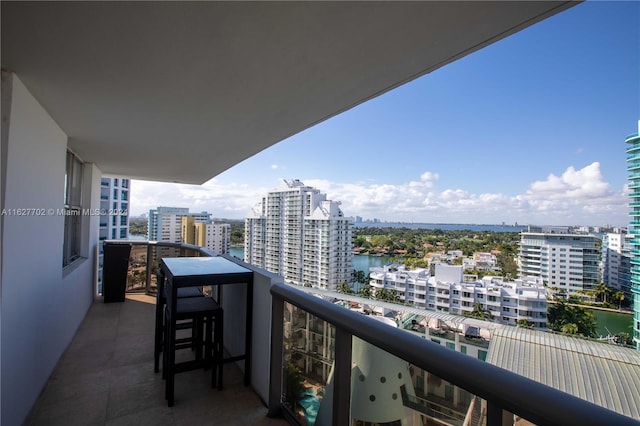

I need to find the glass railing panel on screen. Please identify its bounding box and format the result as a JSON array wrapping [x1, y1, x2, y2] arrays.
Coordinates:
[[125, 243, 149, 292], [282, 302, 333, 425], [350, 338, 483, 426]]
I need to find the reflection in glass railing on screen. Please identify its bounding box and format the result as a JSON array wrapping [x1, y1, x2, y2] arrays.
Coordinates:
[[280, 303, 489, 426], [282, 303, 332, 425], [123, 244, 183, 293]]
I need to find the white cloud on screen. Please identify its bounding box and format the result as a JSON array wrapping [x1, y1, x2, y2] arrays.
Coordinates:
[[130, 162, 629, 226], [420, 171, 439, 182]]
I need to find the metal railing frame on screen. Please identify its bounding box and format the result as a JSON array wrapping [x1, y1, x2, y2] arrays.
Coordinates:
[[104, 239, 216, 294], [269, 281, 638, 426]]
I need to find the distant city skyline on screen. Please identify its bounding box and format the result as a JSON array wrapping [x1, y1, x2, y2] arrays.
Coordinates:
[[130, 2, 639, 227]]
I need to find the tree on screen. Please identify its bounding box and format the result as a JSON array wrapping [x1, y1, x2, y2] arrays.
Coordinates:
[[404, 257, 429, 269], [386, 289, 401, 303], [466, 302, 492, 320], [284, 363, 306, 410], [337, 282, 353, 294], [496, 252, 517, 279], [547, 300, 597, 338], [374, 287, 401, 304], [358, 284, 373, 299], [561, 323, 579, 335], [593, 283, 612, 304], [517, 319, 534, 329], [353, 270, 367, 285], [613, 291, 625, 309]]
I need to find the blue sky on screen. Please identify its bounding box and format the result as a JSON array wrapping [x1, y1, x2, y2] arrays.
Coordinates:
[[132, 2, 640, 226]]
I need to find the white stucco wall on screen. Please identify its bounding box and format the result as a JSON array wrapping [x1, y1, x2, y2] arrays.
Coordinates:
[[220, 253, 282, 405], [1, 73, 100, 425]]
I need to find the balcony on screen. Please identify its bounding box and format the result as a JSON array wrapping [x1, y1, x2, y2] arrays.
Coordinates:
[[15, 2, 639, 421], [25, 240, 636, 426], [26, 293, 285, 426]]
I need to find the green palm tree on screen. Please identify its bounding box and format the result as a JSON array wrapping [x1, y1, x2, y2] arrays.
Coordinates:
[[467, 302, 491, 320], [561, 323, 579, 334], [358, 284, 373, 299], [337, 282, 353, 294], [613, 291, 625, 309]]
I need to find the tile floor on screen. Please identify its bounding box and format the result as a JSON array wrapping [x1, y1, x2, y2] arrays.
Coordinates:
[[25, 294, 287, 426]]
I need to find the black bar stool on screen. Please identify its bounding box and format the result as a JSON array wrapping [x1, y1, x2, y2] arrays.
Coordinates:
[[163, 274, 224, 407], [154, 270, 203, 373]]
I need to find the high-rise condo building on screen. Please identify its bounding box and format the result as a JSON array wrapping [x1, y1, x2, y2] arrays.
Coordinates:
[[626, 120, 640, 350], [601, 231, 632, 299], [245, 179, 353, 290], [148, 206, 210, 243], [181, 216, 231, 255], [518, 226, 599, 297], [99, 177, 130, 241], [97, 177, 130, 292]]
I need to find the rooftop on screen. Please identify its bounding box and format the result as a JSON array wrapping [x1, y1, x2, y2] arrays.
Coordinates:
[[487, 327, 640, 419]]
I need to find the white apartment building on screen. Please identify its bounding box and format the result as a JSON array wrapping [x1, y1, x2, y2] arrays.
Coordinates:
[[369, 264, 430, 308], [462, 252, 500, 273], [98, 177, 130, 293], [148, 206, 210, 243], [194, 222, 231, 255], [99, 177, 130, 241], [602, 232, 632, 298], [370, 264, 548, 328], [245, 179, 352, 290], [518, 228, 599, 297]]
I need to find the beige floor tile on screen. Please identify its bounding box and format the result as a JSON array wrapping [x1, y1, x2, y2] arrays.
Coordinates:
[[26, 295, 288, 425]]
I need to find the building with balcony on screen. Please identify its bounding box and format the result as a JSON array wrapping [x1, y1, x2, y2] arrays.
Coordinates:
[[371, 264, 547, 328], [601, 231, 632, 299], [6, 2, 638, 425], [245, 180, 352, 291], [626, 120, 640, 350], [518, 227, 599, 297], [463, 252, 501, 273], [148, 206, 210, 244], [99, 177, 130, 241], [97, 177, 130, 292], [181, 215, 231, 255]]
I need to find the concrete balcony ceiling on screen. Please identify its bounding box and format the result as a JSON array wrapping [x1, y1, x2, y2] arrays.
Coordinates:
[[2, 1, 576, 184]]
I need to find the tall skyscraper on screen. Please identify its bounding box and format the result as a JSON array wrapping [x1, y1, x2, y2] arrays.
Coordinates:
[[518, 226, 599, 297], [245, 179, 353, 290], [626, 120, 640, 350]]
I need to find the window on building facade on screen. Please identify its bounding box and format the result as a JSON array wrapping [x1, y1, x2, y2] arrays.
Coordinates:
[[63, 150, 83, 267]]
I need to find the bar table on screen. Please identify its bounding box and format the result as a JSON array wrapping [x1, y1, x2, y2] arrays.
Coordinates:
[[161, 256, 254, 386]]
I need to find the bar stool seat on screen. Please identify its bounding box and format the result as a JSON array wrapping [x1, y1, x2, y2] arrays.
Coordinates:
[[154, 271, 203, 373], [164, 292, 224, 406]]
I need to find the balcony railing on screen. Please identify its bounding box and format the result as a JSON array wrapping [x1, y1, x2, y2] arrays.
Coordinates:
[[268, 281, 636, 425]]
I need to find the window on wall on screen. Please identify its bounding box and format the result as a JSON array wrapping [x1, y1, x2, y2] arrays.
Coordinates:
[[63, 150, 83, 267]]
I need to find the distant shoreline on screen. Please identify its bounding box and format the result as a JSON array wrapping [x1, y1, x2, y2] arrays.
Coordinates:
[[548, 300, 633, 315], [353, 222, 526, 232]]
